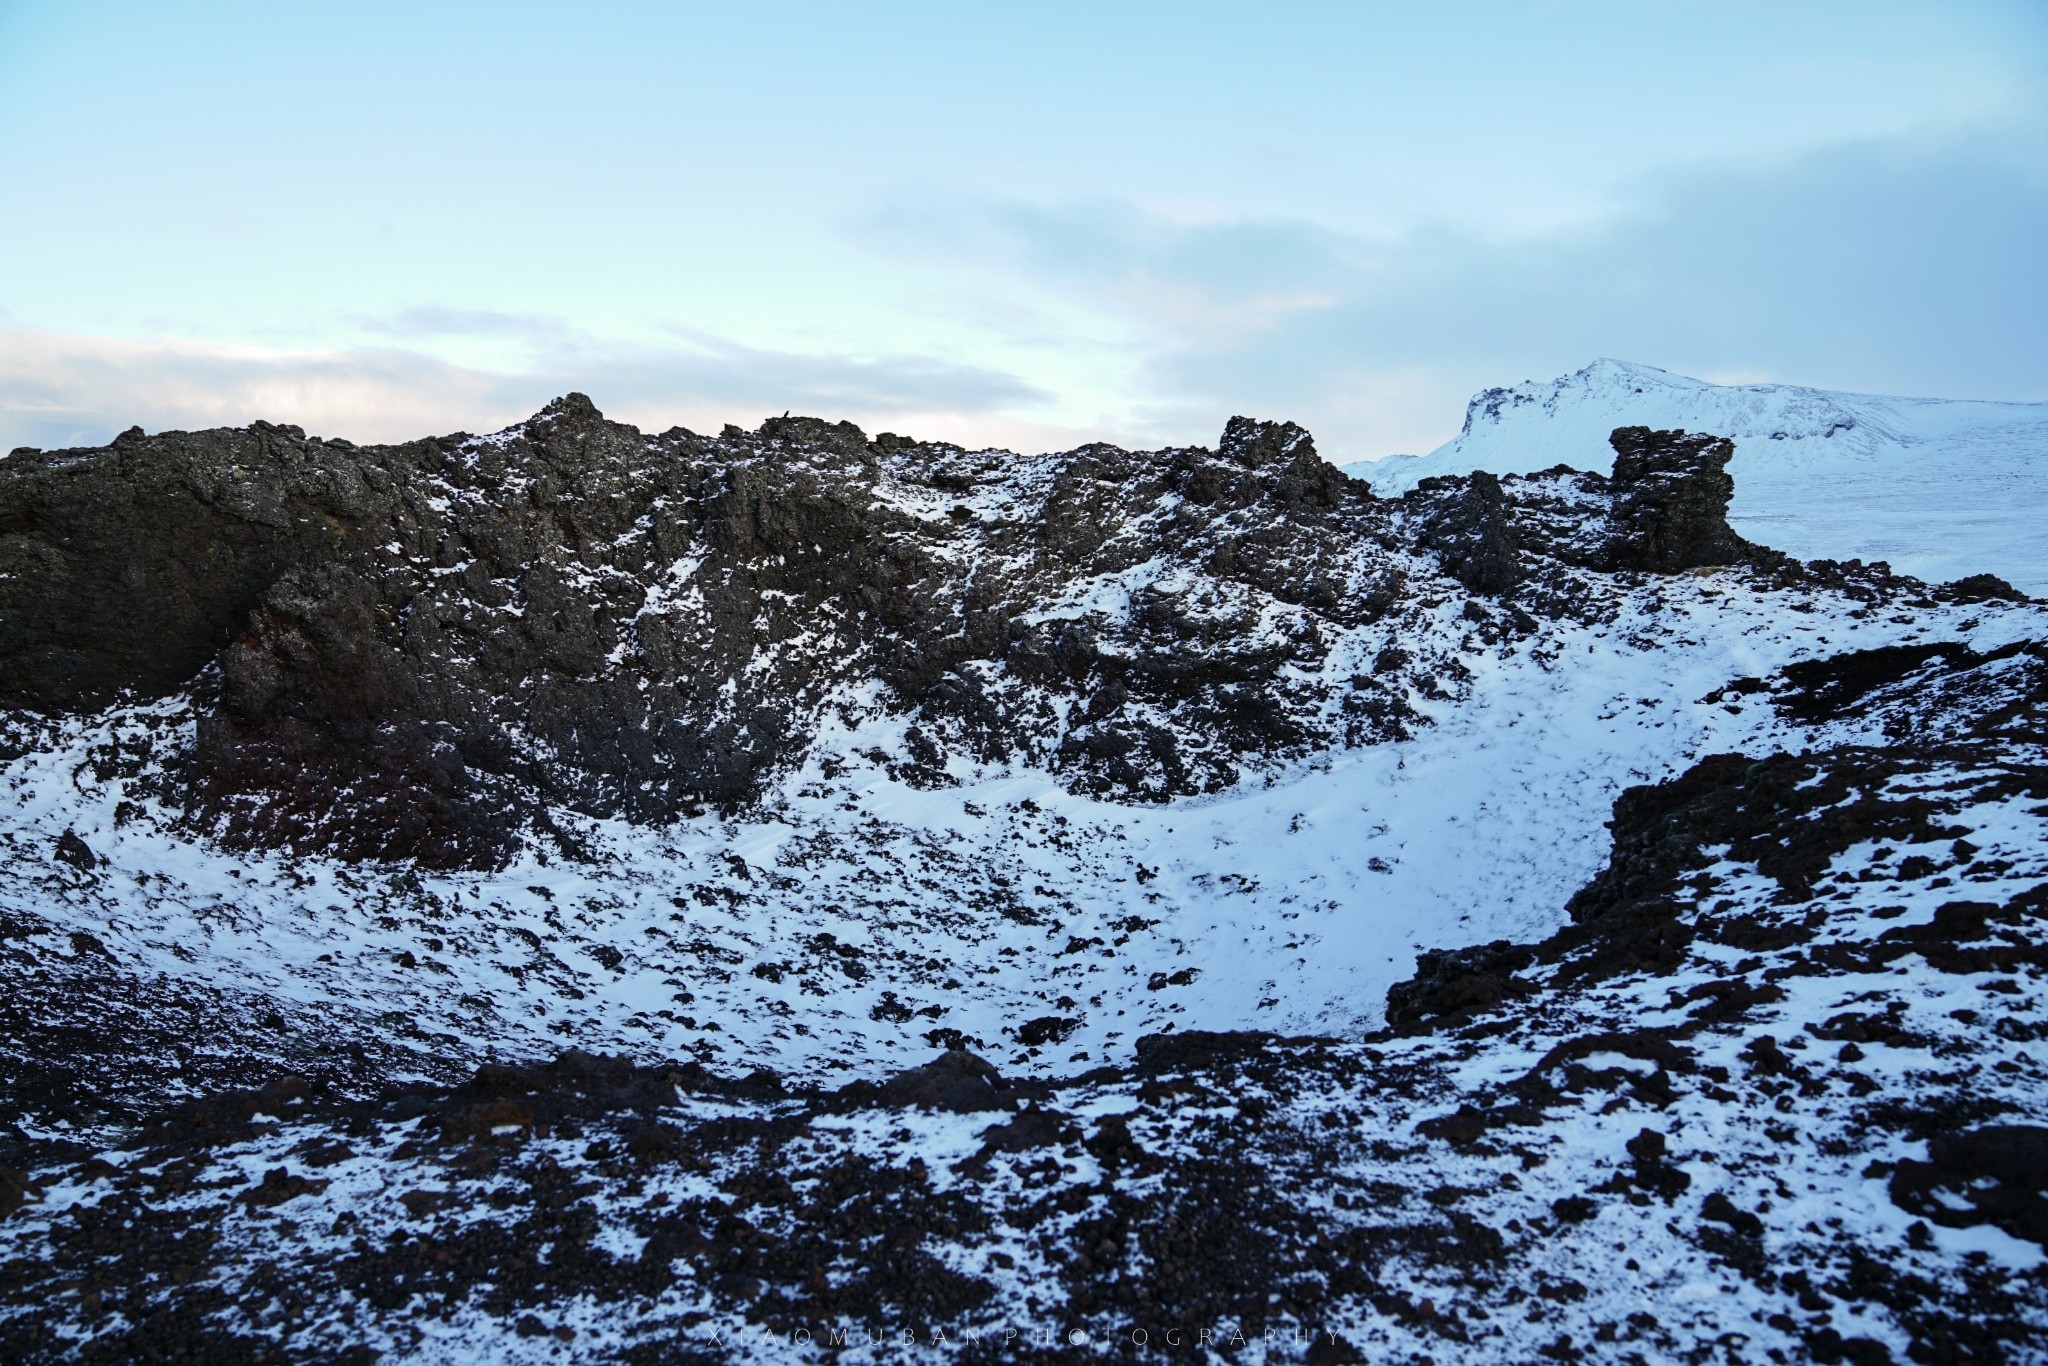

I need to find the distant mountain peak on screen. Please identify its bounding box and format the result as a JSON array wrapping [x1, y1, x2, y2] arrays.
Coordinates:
[[1346, 361, 2048, 593]]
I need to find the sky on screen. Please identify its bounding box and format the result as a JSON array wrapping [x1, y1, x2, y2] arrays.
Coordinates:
[[1, 0, 2044, 460]]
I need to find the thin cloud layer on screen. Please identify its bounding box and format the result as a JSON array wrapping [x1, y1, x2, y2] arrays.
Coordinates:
[[7, 141, 2043, 463], [865, 133, 2048, 458], [0, 329, 1050, 455]]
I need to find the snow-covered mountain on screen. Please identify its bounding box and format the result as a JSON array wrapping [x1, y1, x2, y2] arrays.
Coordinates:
[[1343, 359, 2048, 594], [2, 400, 2044, 1362]]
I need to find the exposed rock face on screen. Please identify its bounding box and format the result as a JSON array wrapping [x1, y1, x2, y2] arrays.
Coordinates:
[[0, 419, 390, 710], [1383, 937, 1533, 1034], [1413, 470, 1520, 594], [2, 407, 1799, 865], [1604, 425, 1753, 572], [0, 400, 1408, 864]]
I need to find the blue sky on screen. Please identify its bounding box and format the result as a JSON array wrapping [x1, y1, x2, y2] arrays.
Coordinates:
[[1, 0, 2043, 458]]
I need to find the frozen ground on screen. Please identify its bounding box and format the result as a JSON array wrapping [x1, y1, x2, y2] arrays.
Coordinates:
[[3, 608, 2044, 1363]]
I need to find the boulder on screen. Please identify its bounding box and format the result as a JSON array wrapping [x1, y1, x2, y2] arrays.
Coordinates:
[[1415, 470, 1521, 594], [1605, 426, 1753, 572]]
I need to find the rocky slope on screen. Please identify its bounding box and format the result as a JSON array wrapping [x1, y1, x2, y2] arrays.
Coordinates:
[[2, 401, 1834, 867], [1, 401, 2043, 1362], [3, 402, 1382, 864]]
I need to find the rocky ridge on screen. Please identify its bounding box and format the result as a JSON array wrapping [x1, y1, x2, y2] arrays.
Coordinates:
[[8, 403, 1809, 866], [1, 400, 2044, 1362], [1344, 358, 2048, 595]]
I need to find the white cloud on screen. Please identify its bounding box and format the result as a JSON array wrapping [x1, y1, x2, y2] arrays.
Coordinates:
[[0, 328, 1054, 455], [0, 332, 505, 451], [859, 132, 2048, 458]]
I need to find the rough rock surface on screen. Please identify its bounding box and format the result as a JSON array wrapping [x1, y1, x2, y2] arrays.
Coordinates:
[[4, 400, 1394, 863], [1604, 425, 1754, 572], [3, 402, 1805, 868], [1414, 469, 1521, 595], [3, 401, 2045, 1361]]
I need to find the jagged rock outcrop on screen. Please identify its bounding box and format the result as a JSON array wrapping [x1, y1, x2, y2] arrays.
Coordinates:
[[3, 406, 1791, 865], [0, 420, 395, 710], [1604, 425, 1753, 572], [1384, 937, 1534, 1034], [1413, 469, 1520, 594], [1405, 425, 1758, 592]]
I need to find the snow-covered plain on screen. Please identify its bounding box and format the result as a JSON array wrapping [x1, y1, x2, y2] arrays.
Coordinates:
[[1343, 359, 2048, 594]]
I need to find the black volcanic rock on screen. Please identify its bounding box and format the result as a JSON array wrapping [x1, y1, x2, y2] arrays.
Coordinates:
[[0, 404, 1402, 863], [864, 1049, 1039, 1112], [53, 829, 98, 871], [1891, 1124, 2048, 1246], [1384, 937, 1535, 1035], [1605, 425, 1754, 572], [1, 402, 1796, 867], [0, 419, 398, 710], [1208, 414, 1352, 510], [1414, 469, 1521, 594]]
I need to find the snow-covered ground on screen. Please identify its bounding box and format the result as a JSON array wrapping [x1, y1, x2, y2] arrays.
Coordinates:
[[6, 608, 2044, 1363], [3, 571, 2034, 1090], [4, 395, 2046, 1362], [1343, 359, 2048, 594]]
